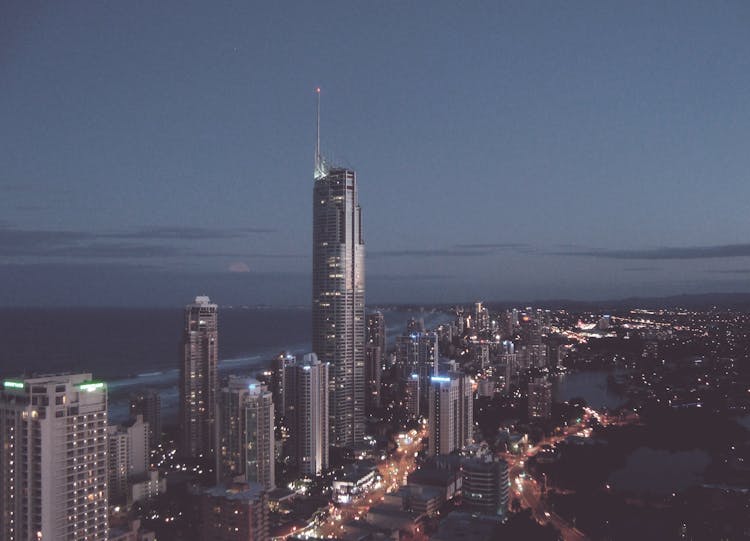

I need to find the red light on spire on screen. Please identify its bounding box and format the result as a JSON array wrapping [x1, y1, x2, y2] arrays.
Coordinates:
[[316, 87, 321, 93]]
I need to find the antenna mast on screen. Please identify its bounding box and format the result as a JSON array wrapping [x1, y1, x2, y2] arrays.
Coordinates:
[[314, 87, 324, 179]]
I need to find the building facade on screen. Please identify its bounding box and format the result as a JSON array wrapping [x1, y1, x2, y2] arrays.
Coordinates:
[[179, 295, 219, 460], [428, 372, 473, 456], [462, 456, 509, 517], [0, 374, 109, 541], [107, 414, 149, 502], [217, 377, 275, 490], [200, 482, 268, 541], [284, 353, 329, 476], [129, 389, 161, 451], [312, 164, 366, 448], [528, 377, 552, 420]]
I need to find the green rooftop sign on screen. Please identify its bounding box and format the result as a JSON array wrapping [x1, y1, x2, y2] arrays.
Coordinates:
[[3, 380, 25, 389], [78, 382, 105, 392]]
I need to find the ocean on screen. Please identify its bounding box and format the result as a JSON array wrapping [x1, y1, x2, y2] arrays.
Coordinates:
[[0, 306, 452, 423]]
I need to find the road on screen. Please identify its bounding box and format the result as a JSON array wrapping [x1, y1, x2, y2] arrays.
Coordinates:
[[308, 429, 426, 539], [506, 408, 632, 541]]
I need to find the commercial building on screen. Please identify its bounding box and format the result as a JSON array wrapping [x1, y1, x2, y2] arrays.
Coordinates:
[[217, 377, 275, 490], [311, 92, 366, 448], [179, 295, 219, 460], [0, 374, 109, 541], [331, 462, 378, 504], [461, 455, 509, 518]]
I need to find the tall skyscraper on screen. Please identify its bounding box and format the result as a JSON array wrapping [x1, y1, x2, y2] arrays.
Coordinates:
[[311, 90, 366, 448], [284, 353, 329, 476], [1, 374, 109, 541], [217, 377, 275, 490], [428, 372, 473, 456], [129, 388, 161, 450], [179, 295, 219, 460]]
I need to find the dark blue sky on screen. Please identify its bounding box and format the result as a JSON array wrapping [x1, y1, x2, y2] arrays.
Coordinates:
[[2, 1, 750, 306]]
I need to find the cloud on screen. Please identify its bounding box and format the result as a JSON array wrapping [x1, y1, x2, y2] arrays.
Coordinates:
[[0, 223, 281, 260], [59, 243, 184, 258], [623, 266, 659, 272], [104, 225, 275, 240], [370, 242, 529, 259], [193, 251, 305, 259], [454, 243, 528, 249], [553, 244, 750, 260], [368, 273, 453, 281], [706, 268, 750, 274], [228, 262, 251, 273], [369, 248, 493, 258]]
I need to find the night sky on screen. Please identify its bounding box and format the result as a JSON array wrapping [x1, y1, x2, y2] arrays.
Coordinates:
[[2, 1, 750, 306]]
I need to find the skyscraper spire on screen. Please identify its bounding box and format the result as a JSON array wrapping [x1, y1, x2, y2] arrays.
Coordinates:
[[314, 87, 326, 179]]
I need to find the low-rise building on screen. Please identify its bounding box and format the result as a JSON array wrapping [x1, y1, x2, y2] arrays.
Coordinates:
[[200, 482, 269, 541], [332, 462, 379, 504], [130, 469, 167, 504]]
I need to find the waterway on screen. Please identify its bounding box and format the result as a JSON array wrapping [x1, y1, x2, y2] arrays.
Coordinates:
[[553, 369, 626, 410]]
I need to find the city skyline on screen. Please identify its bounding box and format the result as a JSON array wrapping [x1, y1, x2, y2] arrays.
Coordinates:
[[1, 4, 748, 540], [3, 2, 750, 306]]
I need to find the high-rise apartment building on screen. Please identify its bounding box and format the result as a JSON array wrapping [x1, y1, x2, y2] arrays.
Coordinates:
[[217, 377, 275, 490], [270, 352, 294, 417], [365, 312, 386, 412], [107, 414, 149, 502], [179, 295, 218, 460], [428, 372, 473, 456], [364, 344, 382, 413], [404, 374, 420, 420], [0, 374, 109, 541], [473, 301, 490, 332], [311, 92, 365, 448], [397, 332, 439, 417], [528, 377, 552, 420], [129, 389, 161, 450], [366, 312, 386, 356], [284, 353, 329, 476]]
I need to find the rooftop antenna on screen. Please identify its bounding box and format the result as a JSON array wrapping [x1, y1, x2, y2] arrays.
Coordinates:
[[314, 87, 326, 179]]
